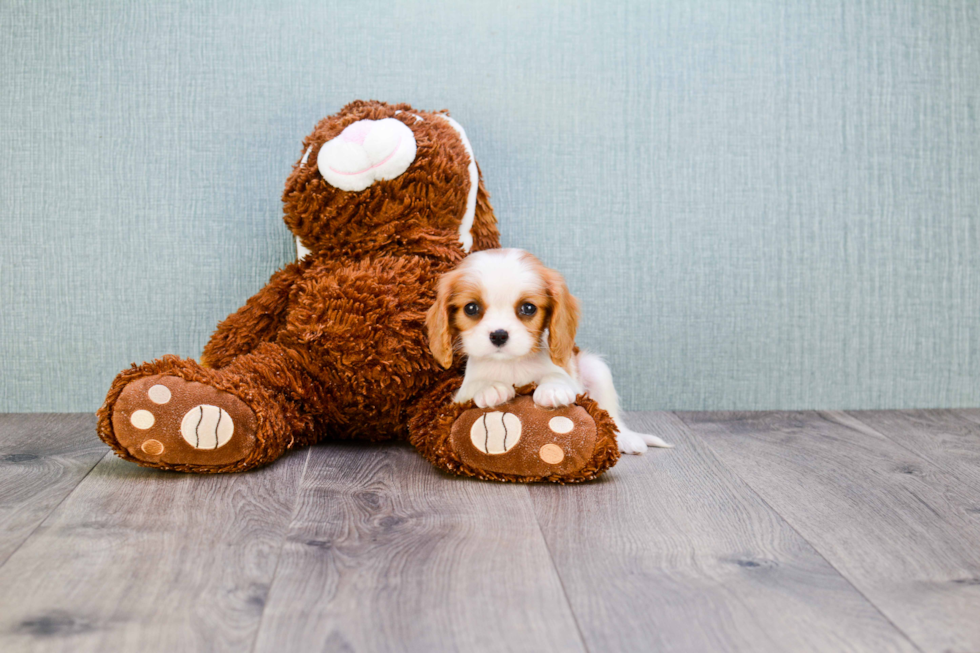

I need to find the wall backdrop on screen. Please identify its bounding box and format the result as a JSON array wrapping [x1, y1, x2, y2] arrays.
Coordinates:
[[2, 0, 978, 412]]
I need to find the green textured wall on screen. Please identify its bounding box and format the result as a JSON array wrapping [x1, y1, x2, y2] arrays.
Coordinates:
[[1, 0, 978, 411]]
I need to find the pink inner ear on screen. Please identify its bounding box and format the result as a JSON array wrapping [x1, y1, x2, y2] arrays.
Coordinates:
[[341, 120, 373, 145]]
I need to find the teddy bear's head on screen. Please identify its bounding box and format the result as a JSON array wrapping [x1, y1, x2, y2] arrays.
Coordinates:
[[282, 100, 499, 257]]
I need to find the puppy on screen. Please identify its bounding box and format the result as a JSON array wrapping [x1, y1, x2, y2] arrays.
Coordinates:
[[426, 248, 671, 453]]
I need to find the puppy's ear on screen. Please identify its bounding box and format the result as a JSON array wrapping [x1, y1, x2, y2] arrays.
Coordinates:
[[426, 269, 461, 369], [544, 267, 580, 369]]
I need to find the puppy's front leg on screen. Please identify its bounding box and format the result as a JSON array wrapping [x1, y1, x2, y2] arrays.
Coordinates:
[[456, 382, 516, 409], [533, 374, 582, 408]]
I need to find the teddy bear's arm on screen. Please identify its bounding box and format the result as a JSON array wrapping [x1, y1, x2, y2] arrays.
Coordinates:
[[200, 261, 307, 369]]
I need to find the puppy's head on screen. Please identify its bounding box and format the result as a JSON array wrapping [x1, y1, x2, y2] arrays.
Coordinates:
[[426, 248, 580, 369]]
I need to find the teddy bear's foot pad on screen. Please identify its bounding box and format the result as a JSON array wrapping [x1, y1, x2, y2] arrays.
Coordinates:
[[111, 375, 258, 466], [450, 395, 598, 479]]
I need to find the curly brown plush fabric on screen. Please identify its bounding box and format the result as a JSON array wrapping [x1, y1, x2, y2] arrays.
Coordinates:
[[96, 100, 620, 482]]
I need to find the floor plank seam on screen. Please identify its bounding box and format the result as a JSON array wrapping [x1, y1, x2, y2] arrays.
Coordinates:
[[840, 410, 980, 494], [670, 412, 928, 653], [0, 449, 110, 571], [833, 412, 942, 469], [248, 448, 313, 653], [527, 485, 591, 653]]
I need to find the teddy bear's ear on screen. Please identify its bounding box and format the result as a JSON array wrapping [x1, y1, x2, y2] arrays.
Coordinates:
[[433, 115, 480, 253], [316, 118, 417, 192]]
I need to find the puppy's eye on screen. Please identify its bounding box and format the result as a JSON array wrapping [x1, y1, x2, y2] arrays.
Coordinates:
[[518, 302, 537, 317], [463, 302, 481, 316]]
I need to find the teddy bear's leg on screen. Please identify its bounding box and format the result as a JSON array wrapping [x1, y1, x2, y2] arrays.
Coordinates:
[[408, 378, 621, 483], [200, 261, 310, 369], [98, 343, 321, 473]]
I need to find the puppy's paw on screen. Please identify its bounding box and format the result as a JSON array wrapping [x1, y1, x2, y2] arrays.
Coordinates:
[[533, 382, 578, 408], [472, 383, 516, 409], [617, 429, 674, 454], [617, 430, 649, 455]]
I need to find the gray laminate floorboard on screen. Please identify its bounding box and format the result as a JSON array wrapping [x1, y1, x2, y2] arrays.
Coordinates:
[[843, 410, 980, 494], [530, 412, 918, 653], [0, 414, 106, 567], [1, 411, 978, 652], [0, 444, 309, 653], [252, 442, 586, 653], [955, 409, 980, 429], [677, 410, 980, 653]]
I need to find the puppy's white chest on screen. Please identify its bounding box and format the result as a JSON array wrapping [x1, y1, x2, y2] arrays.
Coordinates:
[[470, 357, 551, 387]]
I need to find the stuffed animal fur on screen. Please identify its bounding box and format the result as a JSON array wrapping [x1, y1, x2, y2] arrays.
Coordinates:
[[96, 100, 620, 482]]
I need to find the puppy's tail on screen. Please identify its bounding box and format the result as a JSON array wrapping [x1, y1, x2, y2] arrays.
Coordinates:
[[577, 352, 673, 453]]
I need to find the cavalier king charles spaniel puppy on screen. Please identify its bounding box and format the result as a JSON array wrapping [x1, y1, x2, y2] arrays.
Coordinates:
[[426, 248, 671, 454]]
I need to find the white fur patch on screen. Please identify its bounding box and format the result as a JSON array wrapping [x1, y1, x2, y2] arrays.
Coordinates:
[[317, 118, 416, 192], [296, 237, 311, 260]]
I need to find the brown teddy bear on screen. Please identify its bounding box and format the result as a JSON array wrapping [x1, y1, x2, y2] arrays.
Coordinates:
[[96, 100, 621, 482]]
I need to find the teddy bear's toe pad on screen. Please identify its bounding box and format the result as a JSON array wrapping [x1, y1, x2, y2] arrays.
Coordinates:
[[112, 375, 257, 467], [450, 396, 597, 479]]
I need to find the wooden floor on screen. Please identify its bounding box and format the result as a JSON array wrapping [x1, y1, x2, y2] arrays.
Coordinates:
[[1, 411, 979, 652]]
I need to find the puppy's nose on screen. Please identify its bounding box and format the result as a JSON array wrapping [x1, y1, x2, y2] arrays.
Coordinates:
[[489, 330, 509, 347]]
